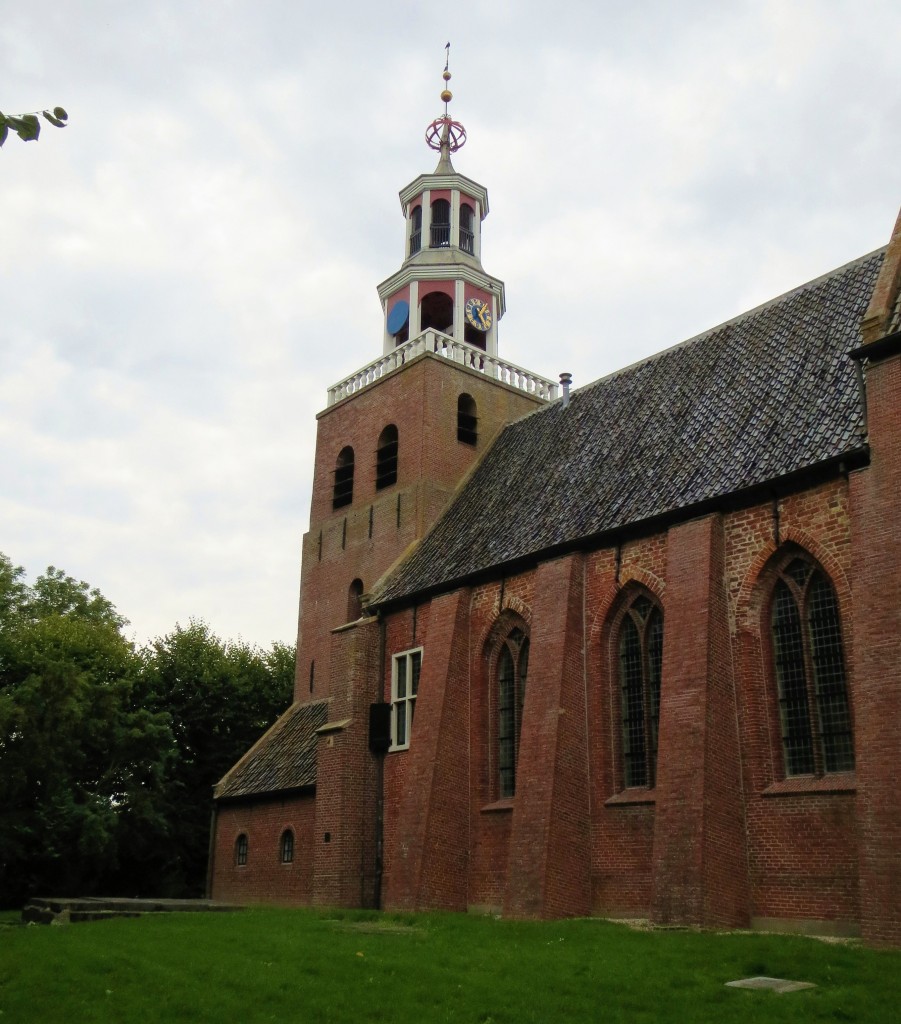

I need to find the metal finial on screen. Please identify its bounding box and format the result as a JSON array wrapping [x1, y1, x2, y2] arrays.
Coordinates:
[[426, 42, 466, 156]]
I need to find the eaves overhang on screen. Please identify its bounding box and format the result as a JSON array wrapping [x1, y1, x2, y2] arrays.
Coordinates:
[[377, 262, 506, 318], [369, 447, 870, 616], [399, 171, 489, 215]]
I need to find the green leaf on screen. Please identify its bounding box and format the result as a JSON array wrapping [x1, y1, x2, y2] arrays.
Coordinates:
[[53, 107, 68, 121], [10, 114, 40, 142], [0, 124, 7, 148], [42, 110, 66, 128]]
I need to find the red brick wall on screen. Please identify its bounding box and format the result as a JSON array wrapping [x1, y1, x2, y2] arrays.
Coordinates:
[[211, 796, 315, 905], [850, 349, 901, 945], [383, 590, 471, 911], [372, 479, 868, 933], [295, 355, 544, 703], [505, 554, 591, 918]]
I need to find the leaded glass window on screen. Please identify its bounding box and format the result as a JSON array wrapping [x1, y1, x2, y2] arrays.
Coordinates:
[[619, 594, 663, 788], [771, 557, 854, 775]]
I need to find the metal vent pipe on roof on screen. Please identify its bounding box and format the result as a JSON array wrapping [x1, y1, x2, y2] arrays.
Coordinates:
[[559, 372, 572, 407]]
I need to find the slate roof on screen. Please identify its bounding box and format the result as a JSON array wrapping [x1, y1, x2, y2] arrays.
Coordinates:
[[374, 249, 882, 607], [213, 700, 328, 800]]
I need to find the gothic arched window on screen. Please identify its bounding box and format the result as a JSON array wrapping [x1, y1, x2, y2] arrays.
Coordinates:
[[770, 556, 854, 776], [460, 203, 475, 254], [409, 205, 422, 256], [618, 593, 663, 789], [375, 425, 398, 489], [430, 198, 450, 247], [497, 628, 530, 798], [333, 446, 354, 509], [457, 394, 477, 445], [235, 833, 248, 867]]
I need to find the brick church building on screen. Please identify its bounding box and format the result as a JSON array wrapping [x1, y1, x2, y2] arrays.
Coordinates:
[[208, 78, 901, 945]]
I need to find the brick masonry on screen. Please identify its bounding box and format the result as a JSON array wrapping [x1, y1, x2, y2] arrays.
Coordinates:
[[210, 216, 901, 943]]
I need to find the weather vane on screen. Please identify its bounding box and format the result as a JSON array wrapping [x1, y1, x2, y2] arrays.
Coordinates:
[[425, 42, 466, 155]]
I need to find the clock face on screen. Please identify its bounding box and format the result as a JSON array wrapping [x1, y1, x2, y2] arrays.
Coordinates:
[[386, 300, 409, 335], [465, 296, 492, 332]]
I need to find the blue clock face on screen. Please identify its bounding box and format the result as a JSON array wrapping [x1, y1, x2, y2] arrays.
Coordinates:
[[465, 297, 491, 332], [387, 300, 409, 335]]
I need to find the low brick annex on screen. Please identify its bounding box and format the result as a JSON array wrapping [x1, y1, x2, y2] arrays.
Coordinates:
[[209, 131, 901, 946]]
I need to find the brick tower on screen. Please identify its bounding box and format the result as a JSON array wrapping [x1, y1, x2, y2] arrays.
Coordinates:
[[295, 62, 555, 708]]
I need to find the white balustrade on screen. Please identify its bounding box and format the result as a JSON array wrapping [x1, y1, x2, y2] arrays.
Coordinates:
[[327, 330, 559, 406]]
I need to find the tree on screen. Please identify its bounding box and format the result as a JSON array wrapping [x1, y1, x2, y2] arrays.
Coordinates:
[[0, 554, 294, 904], [0, 560, 170, 906], [135, 622, 294, 896], [0, 107, 68, 145]]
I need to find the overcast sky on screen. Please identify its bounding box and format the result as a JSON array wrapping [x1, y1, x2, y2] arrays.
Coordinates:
[[3, 1, 900, 650]]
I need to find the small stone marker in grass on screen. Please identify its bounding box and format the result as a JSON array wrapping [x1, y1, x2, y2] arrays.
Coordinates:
[[725, 976, 816, 994]]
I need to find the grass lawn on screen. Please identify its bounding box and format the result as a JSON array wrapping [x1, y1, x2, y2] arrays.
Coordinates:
[[1, 907, 899, 1023]]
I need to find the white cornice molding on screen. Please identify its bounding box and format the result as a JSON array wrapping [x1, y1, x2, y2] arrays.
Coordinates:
[[399, 172, 489, 215], [377, 263, 506, 318]]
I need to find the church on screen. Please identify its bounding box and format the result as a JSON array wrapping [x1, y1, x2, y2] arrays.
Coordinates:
[[207, 69, 901, 946]]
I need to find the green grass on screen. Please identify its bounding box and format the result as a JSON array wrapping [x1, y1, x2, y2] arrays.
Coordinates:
[[1, 908, 898, 1023]]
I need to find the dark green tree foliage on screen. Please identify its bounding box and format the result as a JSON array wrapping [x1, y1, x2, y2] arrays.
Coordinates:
[[0, 554, 294, 906], [0, 557, 170, 906], [135, 623, 294, 896]]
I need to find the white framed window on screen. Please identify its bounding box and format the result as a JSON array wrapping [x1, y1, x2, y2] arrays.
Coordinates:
[[391, 647, 422, 750]]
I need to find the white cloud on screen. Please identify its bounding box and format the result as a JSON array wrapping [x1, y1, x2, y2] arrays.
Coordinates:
[[3, 0, 900, 646]]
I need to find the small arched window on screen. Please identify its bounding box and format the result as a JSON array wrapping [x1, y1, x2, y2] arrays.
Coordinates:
[[235, 833, 248, 867], [460, 203, 475, 254], [618, 593, 663, 789], [280, 829, 294, 864], [457, 394, 477, 445], [375, 425, 398, 489], [770, 556, 854, 776], [347, 578, 364, 622], [333, 446, 354, 509], [430, 199, 450, 247], [409, 205, 422, 256], [497, 628, 530, 798]]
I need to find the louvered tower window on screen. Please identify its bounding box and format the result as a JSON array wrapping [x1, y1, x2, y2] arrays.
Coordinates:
[[332, 446, 354, 509], [771, 557, 854, 776], [457, 393, 477, 445], [375, 425, 398, 489]]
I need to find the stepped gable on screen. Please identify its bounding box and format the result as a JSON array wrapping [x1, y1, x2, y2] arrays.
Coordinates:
[[374, 249, 883, 606], [213, 700, 327, 800]]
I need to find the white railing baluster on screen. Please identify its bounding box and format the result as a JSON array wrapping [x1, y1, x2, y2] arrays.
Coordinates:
[[326, 331, 557, 406]]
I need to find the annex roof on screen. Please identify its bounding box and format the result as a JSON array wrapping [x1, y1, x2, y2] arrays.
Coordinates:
[[213, 700, 327, 801], [373, 249, 883, 607]]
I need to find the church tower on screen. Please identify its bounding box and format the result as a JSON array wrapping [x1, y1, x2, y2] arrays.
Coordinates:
[[295, 56, 557, 706]]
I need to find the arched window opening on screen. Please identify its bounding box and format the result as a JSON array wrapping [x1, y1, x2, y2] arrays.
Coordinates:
[[409, 205, 422, 256], [347, 578, 364, 622], [333, 446, 354, 510], [460, 203, 475, 254], [618, 594, 663, 789], [497, 628, 530, 798], [235, 833, 248, 867], [770, 556, 854, 776], [457, 394, 477, 445], [464, 322, 488, 351], [375, 424, 398, 489], [420, 291, 453, 335], [430, 198, 450, 247], [280, 829, 294, 864]]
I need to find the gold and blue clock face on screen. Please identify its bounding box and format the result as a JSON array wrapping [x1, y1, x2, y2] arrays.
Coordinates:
[[465, 297, 492, 332]]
